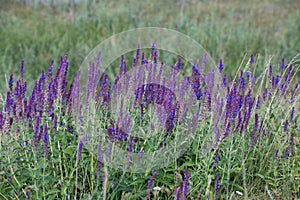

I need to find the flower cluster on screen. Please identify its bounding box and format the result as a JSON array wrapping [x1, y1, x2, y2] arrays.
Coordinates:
[[0, 44, 298, 199]]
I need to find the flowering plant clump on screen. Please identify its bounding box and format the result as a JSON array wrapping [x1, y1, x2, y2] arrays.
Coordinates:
[[0, 46, 299, 199]]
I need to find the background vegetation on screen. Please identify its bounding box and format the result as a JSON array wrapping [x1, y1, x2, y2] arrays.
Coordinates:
[[0, 0, 300, 93]]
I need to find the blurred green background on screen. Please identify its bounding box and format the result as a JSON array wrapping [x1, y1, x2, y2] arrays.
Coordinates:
[[0, 0, 299, 95]]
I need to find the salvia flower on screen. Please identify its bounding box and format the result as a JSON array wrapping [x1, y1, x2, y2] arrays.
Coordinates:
[[213, 149, 219, 167], [284, 147, 289, 160], [136, 150, 144, 162], [175, 181, 183, 200], [246, 72, 251, 80], [151, 43, 156, 57], [284, 120, 288, 132], [5, 90, 13, 112], [26, 189, 30, 200], [183, 166, 190, 197], [269, 65, 273, 78], [290, 107, 295, 122], [250, 113, 259, 146], [263, 89, 268, 101], [174, 168, 181, 196], [100, 74, 108, 96], [76, 138, 84, 162], [146, 171, 157, 200], [280, 57, 285, 70], [8, 74, 14, 91], [218, 59, 224, 72], [135, 45, 140, 60], [141, 51, 147, 65], [256, 96, 260, 109], [215, 173, 220, 199], [176, 57, 183, 70], [126, 135, 134, 168], [290, 132, 294, 156], [238, 70, 245, 92], [48, 60, 54, 77], [0, 111, 3, 130], [43, 124, 49, 157], [258, 121, 264, 136], [274, 149, 279, 160], [119, 54, 125, 75], [250, 54, 254, 64], [20, 59, 24, 81], [223, 74, 227, 87]]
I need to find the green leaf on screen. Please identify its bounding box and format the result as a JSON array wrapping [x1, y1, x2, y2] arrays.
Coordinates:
[[46, 189, 60, 196], [64, 146, 76, 155], [60, 182, 68, 196], [255, 173, 265, 179]]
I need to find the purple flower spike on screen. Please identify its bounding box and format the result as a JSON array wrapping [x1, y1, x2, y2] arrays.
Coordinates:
[[290, 132, 294, 155], [263, 89, 268, 101], [151, 43, 156, 57], [43, 124, 49, 157], [274, 149, 279, 160], [20, 59, 24, 81], [8, 74, 14, 91], [135, 44, 140, 60], [100, 74, 108, 96], [26, 189, 30, 200], [218, 59, 224, 72], [290, 107, 295, 122], [215, 173, 220, 199], [0, 112, 3, 130], [48, 60, 54, 77], [125, 135, 134, 169], [213, 149, 219, 167], [256, 96, 260, 109], [146, 171, 157, 200], [284, 120, 288, 132], [141, 51, 146, 65], [250, 54, 254, 64], [183, 166, 190, 197], [250, 113, 258, 146], [223, 74, 227, 87], [280, 57, 285, 70], [176, 57, 182, 70], [284, 147, 289, 160], [77, 138, 84, 162]]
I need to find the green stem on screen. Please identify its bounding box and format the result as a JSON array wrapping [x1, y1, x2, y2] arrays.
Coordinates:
[[43, 156, 46, 200], [242, 131, 248, 199], [226, 139, 233, 199]]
